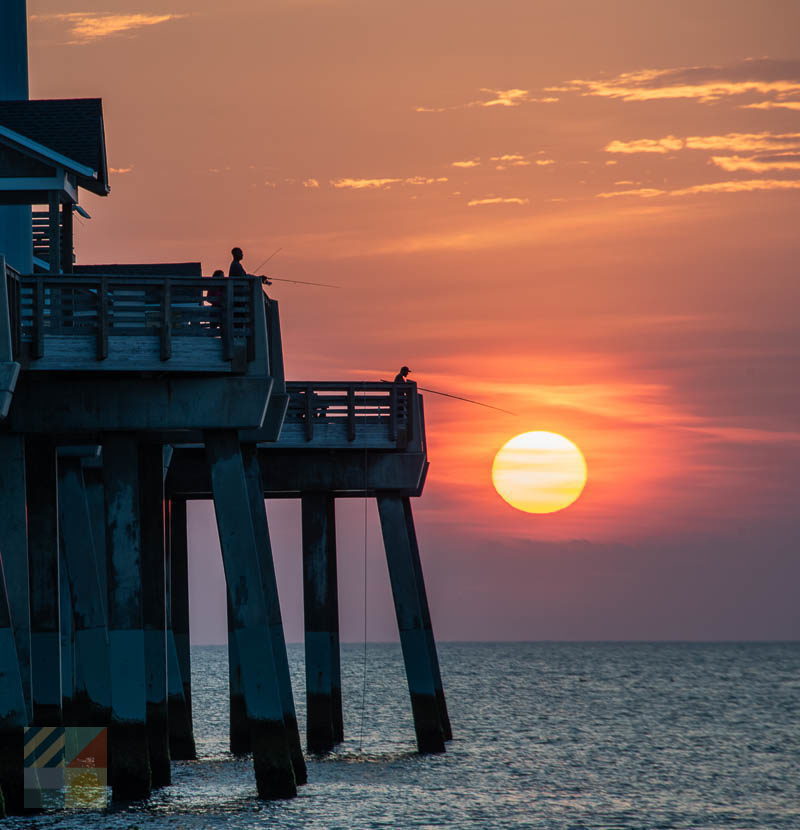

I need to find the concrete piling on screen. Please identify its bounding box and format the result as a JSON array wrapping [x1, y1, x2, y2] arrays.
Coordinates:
[[377, 494, 445, 754], [58, 456, 111, 727], [0, 434, 32, 722], [301, 492, 341, 754], [227, 601, 250, 755], [0, 557, 27, 816], [205, 430, 296, 800], [139, 443, 171, 787], [242, 445, 306, 783], [401, 497, 452, 741], [25, 438, 62, 727], [166, 498, 196, 760], [102, 434, 151, 801]]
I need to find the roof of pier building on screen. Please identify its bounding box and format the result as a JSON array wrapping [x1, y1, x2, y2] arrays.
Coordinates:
[[0, 98, 109, 196]]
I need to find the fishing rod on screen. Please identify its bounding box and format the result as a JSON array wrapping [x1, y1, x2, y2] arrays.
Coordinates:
[[264, 275, 340, 289], [380, 380, 516, 415], [253, 248, 282, 273], [252, 248, 340, 288]]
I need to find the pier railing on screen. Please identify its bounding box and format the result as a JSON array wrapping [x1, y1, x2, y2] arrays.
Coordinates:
[[275, 381, 418, 448], [6, 272, 266, 373]]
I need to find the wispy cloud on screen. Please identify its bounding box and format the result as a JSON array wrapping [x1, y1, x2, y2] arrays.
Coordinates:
[[605, 136, 684, 154], [330, 176, 448, 189], [742, 100, 800, 111], [416, 88, 558, 113], [32, 12, 187, 43], [597, 179, 800, 198], [302, 178, 320, 188], [467, 196, 530, 207], [710, 154, 800, 172], [491, 153, 531, 170], [606, 132, 800, 154], [558, 58, 800, 103], [109, 166, 132, 174], [452, 159, 480, 168]]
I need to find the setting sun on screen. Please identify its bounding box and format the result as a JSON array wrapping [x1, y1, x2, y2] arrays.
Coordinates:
[[491, 431, 587, 514]]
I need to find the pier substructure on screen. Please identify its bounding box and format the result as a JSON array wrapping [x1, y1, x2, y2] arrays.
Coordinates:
[[25, 438, 62, 727], [377, 494, 445, 754], [139, 444, 171, 787], [205, 430, 296, 800], [166, 498, 196, 760], [58, 456, 111, 727], [301, 492, 342, 754], [103, 434, 151, 801]]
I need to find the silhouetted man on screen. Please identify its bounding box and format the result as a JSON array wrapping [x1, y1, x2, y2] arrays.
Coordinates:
[[229, 247, 272, 285], [394, 366, 411, 383]]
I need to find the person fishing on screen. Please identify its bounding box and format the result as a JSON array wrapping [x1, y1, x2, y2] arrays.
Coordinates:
[[394, 366, 412, 383], [229, 246, 273, 286]]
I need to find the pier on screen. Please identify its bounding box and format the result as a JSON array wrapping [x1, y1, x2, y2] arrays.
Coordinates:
[[0, 0, 450, 815]]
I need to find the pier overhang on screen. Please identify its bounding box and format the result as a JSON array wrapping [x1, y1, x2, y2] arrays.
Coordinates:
[[6, 375, 272, 434]]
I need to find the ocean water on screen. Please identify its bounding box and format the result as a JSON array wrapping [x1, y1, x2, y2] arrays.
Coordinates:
[[9, 642, 799, 829]]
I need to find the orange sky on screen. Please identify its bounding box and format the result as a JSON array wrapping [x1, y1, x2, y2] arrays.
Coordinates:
[[28, 0, 800, 640]]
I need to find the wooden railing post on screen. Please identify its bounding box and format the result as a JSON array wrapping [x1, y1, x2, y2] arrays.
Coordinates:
[[389, 385, 398, 442], [32, 276, 44, 359], [96, 278, 108, 361], [160, 279, 172, 361], [223, 280, 234, 361], [346, 387, 356, 442], [304, 384, 314, 441]]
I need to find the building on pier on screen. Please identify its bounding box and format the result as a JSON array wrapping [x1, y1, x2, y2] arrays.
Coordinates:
[[0, 0, 449, 816]]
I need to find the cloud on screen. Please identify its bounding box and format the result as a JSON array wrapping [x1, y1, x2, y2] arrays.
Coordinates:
[[597, 179, 800, 198], [109, 166, 132, 174], [491, 153, 531, 170], [710, 154, 800, 172], [742, 101, 800, 111], [330, 176, 448, 189], [467, 196, 530, 207], [32, 12, 187, 43], [416, 88, 558, 113], [302, 178, 320, 188], [452, 159, 480, 168], [535, 159, 556, 166], [558, 58, 800, 103], [606, 132, 800, 156], [605, 136, 684, 154], [685, 132, 800, 152]]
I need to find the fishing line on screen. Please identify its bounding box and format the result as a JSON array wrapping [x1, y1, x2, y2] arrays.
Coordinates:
[[358, 381, 369, 753]]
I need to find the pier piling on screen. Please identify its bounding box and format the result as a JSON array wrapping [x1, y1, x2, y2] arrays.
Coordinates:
[[58, 456, 111, 727], [377, 494, 445, 754], [166, 498, 196, 759], [243, 445, 307, 783], [25, 438, 62, 727], [139, 443, 171, 787], [302, 492, 341, 754], [206, 430, 296, 799], [103, 434, 151, 801], [401, 496, 451, 741]]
